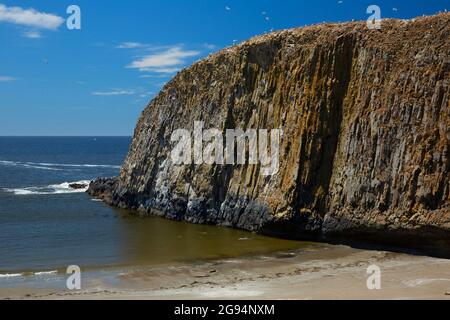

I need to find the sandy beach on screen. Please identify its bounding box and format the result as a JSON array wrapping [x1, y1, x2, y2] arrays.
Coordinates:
[[2, 245, 449, 300]]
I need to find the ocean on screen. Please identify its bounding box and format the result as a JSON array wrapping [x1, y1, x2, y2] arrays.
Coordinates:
[[0, 137, 312, 288]]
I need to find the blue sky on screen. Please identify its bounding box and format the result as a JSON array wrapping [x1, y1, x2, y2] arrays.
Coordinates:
[[0, 0, 448, 136]]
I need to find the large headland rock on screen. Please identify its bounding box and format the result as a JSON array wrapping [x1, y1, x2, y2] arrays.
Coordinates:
[[89, 13, 450, 257]]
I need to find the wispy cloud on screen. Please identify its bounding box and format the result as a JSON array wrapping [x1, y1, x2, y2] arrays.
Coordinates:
[[139, 74, 170, 79], [0, 76, 16, 82], [146, 67, 181, 74], [0, 4, 64, 30], [23, 30, 42, 38], [92, 89, 135, 96], [116, 42, 147, 49], [139, 92, 155, 98], [203, 43, 217, 50], [127, 46, 199, 73]]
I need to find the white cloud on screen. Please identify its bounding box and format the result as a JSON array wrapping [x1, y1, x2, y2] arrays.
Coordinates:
[[0, 76, 16, 82], [127, 46, 199, 73], [116, 42, 147, 49], [0, 4, 64, 30], [23, 30, 42, 38], [92, 89, 135, 96]]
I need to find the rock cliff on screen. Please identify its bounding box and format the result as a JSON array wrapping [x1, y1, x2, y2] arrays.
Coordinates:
[[89, 14, 450, 255]]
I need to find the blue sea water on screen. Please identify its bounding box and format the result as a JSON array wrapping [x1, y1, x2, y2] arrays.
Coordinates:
[[0, 137, 131, 274], [0, 137, 310, 287]]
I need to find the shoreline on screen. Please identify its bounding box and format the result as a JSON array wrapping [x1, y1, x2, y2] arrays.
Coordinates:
[[2, 244, 449, 300], [88, 180, 450, 260]]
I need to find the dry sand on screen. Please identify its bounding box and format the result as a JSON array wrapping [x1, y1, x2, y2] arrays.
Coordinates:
[[1, 245, 450, 300]]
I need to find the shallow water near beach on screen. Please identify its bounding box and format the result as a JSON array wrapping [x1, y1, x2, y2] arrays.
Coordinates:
[[0, 137, 322, 288]]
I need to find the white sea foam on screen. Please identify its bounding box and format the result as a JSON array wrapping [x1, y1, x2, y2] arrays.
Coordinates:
[[0, 161, 15, 165], [34, 270, 58, 276], [3, 180, 91, 196], [0, 160, 62, 171], [0, 271, 59, 279], [0, 160, 120, 170], [23, 164, 63, 171], [33, 162, 120, 169], [0, 273, 23, 278]]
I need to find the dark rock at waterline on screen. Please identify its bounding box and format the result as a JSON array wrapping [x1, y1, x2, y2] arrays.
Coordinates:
[[88, 14, 450, 257], [87, 178, 118, 203], [69, 183, 89, 190]]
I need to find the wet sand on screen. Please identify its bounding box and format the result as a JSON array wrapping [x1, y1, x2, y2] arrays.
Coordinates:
[[1, 245, 450, 300]]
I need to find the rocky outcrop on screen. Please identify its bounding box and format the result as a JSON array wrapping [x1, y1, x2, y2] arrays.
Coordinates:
[[69, 182, 89, 190], [89, 14, 450, 256]]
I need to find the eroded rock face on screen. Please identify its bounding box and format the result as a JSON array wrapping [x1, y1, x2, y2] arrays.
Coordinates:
[[89, 14, 450, 254]]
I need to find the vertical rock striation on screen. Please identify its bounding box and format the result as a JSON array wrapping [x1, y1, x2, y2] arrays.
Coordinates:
[[89, 14, 450, 254]]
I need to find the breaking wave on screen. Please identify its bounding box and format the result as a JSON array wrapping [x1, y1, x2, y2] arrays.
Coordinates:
[[0, 273, 23, 278], [0, 270, 59, 279], [3, 180, 91, 196]]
